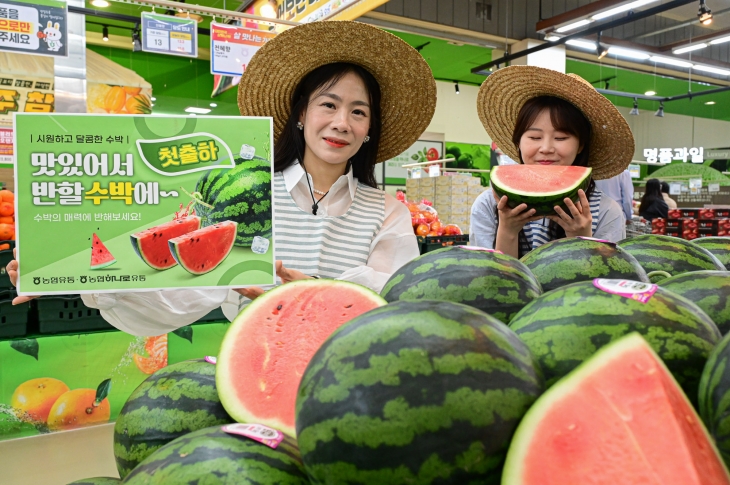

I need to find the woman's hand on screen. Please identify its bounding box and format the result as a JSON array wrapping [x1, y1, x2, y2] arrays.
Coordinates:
[[233, 261, 314, 300], [547, 189, 592, 238], [6, 248, 39, 305], [495, 193, 542, 235]]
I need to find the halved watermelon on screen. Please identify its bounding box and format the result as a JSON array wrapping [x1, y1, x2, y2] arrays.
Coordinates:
[[502, 333, 730, 485], [168, 220, 237, 275], [91, 233, 116, 270], [216, 280, 387, 437], [130, 216, 200, 270], [491, 165, 592, 216]]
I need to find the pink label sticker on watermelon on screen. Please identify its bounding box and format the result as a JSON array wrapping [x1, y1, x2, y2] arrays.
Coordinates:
[[577, 237, 616, 246], [222, 423, 284, 449], [593, 279, 658, 303], [458, 246, 503, 254], [205, 356, 217, 365]]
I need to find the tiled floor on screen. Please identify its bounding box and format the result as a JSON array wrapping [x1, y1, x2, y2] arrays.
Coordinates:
[[0, 423, 119, 485]]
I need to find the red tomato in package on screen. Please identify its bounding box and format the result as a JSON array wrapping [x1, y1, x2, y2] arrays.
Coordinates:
[[421, 211, 437, 224], [430, 220, 443, 235], [412, 213, 427, 227], [443, 224, 463, 236], [416, 224, 430, 236], [396, 191, 406, 202]]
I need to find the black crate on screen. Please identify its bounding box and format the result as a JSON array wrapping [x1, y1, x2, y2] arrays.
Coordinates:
[[37, 295, 114, 334], [0, 289, 28, 338], [417, 234, 470, 254], [0, 240, 15, 290]]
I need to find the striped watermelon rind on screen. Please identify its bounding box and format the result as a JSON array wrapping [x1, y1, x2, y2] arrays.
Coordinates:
[[699, 331, 730, 468], [113, 359, 234, 478], [122, 425, 308, 485], [490, 165, 592, 216], [520, 237, 649, 293], [660, 270, 730, 335], [617, 234, 726, 282], [195, 157, 272, 247], [295, 300, 544, 484], [508, 280, 720, 405], [381, 246, 542, 323], [694, 237, 730, 268], [67, 478, 121, 485]]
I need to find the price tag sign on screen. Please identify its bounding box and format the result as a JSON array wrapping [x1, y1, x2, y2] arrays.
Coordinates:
[[210, 23, 276, 76], [428, 164, 440, 177], [689, 178, 703, 195], [709, 183, 721, 193], [141, 12, 197, 58]]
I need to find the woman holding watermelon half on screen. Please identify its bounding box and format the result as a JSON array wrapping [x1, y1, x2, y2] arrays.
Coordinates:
[[7, 21, 436, 335], [470, 66, 633, 259]]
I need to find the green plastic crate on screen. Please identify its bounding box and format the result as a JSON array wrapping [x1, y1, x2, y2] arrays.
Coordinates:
[[37, 295, 114, 334], [0, 289, 28, 338]]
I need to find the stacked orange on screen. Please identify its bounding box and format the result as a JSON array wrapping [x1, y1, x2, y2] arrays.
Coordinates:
[[0, 189, 14, 250]]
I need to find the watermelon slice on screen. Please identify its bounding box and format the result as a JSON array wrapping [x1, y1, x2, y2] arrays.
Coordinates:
[[216, 280, 387, 437], [502, 333, 730, 485], [168, 220, 237, 275], [90, 233, 116, 270], [490, 165, 592, 216], [130, 216, 200, 270]]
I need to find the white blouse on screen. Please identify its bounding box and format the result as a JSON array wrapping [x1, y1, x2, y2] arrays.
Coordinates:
[[80, 163, 418, 336]]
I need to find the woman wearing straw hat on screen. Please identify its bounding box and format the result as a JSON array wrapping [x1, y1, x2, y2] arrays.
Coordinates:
[[7, 21, 436, 335], [470, 65, 633, 259]]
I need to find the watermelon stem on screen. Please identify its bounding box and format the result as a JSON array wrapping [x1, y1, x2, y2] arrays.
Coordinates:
[[646, 270, 672, 281], [180, 186, 214, 210]]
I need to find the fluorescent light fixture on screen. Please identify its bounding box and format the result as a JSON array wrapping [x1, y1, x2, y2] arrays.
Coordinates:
[[673, 43, 708, 55], [556, 19, 592, 33], [645, 90, 656, 96], [545, 35, 561, 42], [91, 0, 110, 7], [185, 107, 211, 114], [649, 56, 694, 68], [150, 97, 156, 101], [209, 103, 217, 108], [706, 101, 716, 105], [608, 46, 650, 60], [566, 39, 597, 50], [592, 0, 658, 20], [694, 65, 730, 76], [710, 35, 730, 45]]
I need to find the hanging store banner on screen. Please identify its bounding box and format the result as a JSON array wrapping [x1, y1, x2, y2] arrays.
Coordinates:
[[210, 23, 276, 77], [141, 12, 197, 58], [13, 113, 275, 295], [0, 0, 68, 57], [0, 73, 54, 129], [247, 0, 389, 23]]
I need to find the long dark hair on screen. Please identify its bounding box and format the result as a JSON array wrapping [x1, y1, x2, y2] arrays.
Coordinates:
[[495, 96, 596, 256], [640, 179, 664, 216], [273, 62, 382, 188]]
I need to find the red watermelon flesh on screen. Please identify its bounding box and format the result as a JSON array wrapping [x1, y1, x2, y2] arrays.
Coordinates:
[[168, 220, 237, 275], [130, 216, 200, 270], [216, 280, 387, 437], [90, 233, 116, 270], [502, 333, 730, 485]]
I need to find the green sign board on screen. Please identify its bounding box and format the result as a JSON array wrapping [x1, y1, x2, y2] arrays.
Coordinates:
[[14, 113, 275, 295]]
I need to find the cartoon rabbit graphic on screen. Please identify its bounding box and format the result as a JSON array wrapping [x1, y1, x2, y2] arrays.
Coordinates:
[[38, 21, 63, 52]]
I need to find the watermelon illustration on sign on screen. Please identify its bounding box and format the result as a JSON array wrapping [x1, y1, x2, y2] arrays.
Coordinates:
[[130, 216, 201, 270], [91, 233, 116, 270], [168, 221, 237, 275]]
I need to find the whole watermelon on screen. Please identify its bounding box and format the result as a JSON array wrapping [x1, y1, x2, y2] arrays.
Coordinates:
[[123, 425, 308, 485], [67, 479, 120, 485], [694, 237, 730, 268], [114, 359, 234, 478], [509, 280, 720, 405], [381, 246, 542, 323], [699, 331, 730, 468], [617, 234, 725, 282], [660, 271, 730, 335], [520, 237, 649, 292], [295, 300, 544, 485], [195, 157, 272, 246]]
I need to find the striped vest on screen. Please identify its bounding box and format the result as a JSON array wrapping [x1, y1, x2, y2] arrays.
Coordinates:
[[272, 172, 386, 278], [520, 189, 603, 253]]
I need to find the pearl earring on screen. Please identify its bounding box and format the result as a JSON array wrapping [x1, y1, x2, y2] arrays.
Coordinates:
[[296, 121, 304, 130], [363, 135, 370, 143]]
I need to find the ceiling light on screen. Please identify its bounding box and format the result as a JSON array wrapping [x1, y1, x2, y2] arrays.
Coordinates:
[[102, 25, 108, 42], [209, 103, 217, 108], [655, 102, 664, 117], [592, 0, 658, 20], [706, 101, 716, 105], [556, 19, 592, 33], [649, 56, 694, 68], [608, 46, 650, 60], [454, 81, 460, 94], [260, 1, 277, 19], [645, 90, 656, 96], [694, 65, 730, 76], [630, 98, 640, 116], [673, 43, 708, 54], [566, 39, 597, 50], [698, 0, 713, 25], [91, 0, 110, 7], [150, 97, 156, 101], [185, 107, 212, 114], [545, 35, 561, 42], [710, 35, 730, 45]]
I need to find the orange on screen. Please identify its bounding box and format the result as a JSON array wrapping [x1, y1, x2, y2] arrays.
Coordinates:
[[416, 224, 430, 236], [11, 378, 70, 423], [0, 223, 14, 240], [0, 201, 13, 217], [124, 94, 151, 114], [103, 86, 126, 113], [0, 243, 9, 250], [0, 189, 13, 203], [134, 335, 167, 375], [47, 389, 111, 430], [123, 86, 142, 96], [0, 216, 13, 224]]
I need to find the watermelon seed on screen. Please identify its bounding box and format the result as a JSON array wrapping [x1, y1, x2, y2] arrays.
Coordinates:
[[344, 304, 353, 308], [277, 305, 283, 310]]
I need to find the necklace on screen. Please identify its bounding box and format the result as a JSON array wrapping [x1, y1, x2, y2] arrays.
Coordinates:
[[313, 188, 327, 196], [301, 163, 329, 216]]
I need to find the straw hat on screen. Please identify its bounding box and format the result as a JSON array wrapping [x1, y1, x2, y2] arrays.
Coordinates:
[[238, 21, 437, 164], [477, 65, 634, 180]]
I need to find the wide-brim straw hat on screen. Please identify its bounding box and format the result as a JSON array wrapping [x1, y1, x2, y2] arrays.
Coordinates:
[[477, 65, 634, 180], [238, 21, 437, 164]]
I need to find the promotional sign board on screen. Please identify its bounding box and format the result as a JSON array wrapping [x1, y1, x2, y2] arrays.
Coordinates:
[[248, 0, 388, 24], [141, 12, 197, 58], [210, 23, 276, 77], [0, 0, 67, 57], [377, 140, 443, 185], [14, 113, 275, 295]]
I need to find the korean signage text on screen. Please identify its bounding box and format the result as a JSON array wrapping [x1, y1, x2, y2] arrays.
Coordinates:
[[0, 0, 68, 57], [643, 147, 704, 164]]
